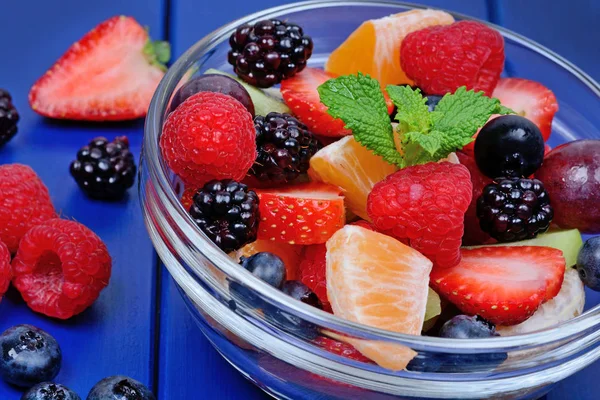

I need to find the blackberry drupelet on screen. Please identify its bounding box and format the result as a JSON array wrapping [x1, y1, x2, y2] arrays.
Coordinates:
[[228, 19, 313, 88], [189, 179, 260, 253], [0, 89, 19, 148], [477, 177, 553, 242], [69, 136, 136, 200], [251, 112, 320, 184]]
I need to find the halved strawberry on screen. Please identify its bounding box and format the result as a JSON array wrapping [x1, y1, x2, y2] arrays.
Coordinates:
[[256, 182, 345, 245], [29, 16, 169, 121], [430, 246, 565, 326], [280, 68, 394, 137], [491, 78, 559, 141], [299, 244, 329, 311]]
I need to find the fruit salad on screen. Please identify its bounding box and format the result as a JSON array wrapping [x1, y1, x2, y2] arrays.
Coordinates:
[[160, 9, 600, 372]]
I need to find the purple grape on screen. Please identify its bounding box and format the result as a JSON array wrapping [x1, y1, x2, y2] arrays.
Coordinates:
[[169, 74, 255, 115]]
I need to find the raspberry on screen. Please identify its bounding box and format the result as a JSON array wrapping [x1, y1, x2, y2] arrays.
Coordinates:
[[0, 241, 10, 302], [298, 244, 330, 311], [314, 336, 372, 363], [12, 219, 112, 319], [400, 21, 504, 96], [367, 162, 472, 268], [0, 164, 57, 254], [160, 92, 256, 188]]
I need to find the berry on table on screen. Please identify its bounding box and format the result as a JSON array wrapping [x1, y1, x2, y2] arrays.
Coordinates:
[[430, 246, 565, 325], [12, 219, 112, 319], [29, 16, 169, 121], [474, 115, 545, 179], [0, 164, 57, 254], [21, 382, 81, 400], [239, 252, 286, 288], [256, 182, 345, 245], [86, 375, 155, 400], [160, 91, 256, 188], [476, 178, 553, 243], [281, 280, 322, 309], [69, 136, 136, 200], [367, 162, 472, 268], [0, 88, 19, 147], [228, 19, 313, 88], [188, 179, 260, 253], [298, 244, 330, 311], [0, 325, 62, 388], [400, 21, 505, 96], [535, 140, 600, 234], [439, 315, 498, 339], [0, 240, 10, 303], [169, 74, 255, 115], [576, 237, 600, 291], [251, 112, 321, 185]]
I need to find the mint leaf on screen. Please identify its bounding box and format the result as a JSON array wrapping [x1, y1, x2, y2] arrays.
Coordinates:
[[318, 74, 401, 166], [386, 85, 431, 133]]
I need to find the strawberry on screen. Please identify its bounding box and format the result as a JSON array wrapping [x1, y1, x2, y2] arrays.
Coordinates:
[[491, 78, 559, 141], [299, 244, 329, 311], [315, 336, 373, 363], [29, 16, 169, 121], [430, 246, 566, 326], [280, 67, 394, 137], [256, 182, 345, 245]]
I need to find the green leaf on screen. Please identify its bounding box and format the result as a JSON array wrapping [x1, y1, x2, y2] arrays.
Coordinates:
[[318, 74, 402, 166], [386, 85, 431, 133], [143, 40, 171, 71]]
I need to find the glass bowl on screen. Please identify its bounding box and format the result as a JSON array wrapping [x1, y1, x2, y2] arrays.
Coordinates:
[[139, 1, 600, 399]]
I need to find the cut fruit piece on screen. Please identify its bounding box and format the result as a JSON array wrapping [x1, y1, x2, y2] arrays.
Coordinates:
[[308, 136, 397, 221], [205, 68, 290, 116], [298, 244, 330, 311], [465, 229, 583, 268], [497, 268, 584, 335], [326, 225, 432, 370], [431, 246, 566, 326], [325, 10, 454, 88], [232, 240, 304, 280], [256, 182, 345, 245], [423, 288, 442, 332]]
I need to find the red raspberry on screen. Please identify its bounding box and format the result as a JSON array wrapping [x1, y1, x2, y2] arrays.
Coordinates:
[[400, 21, 504, 96], [367, 162, 472, 268], [160, 92, 256, 188], [0, 241, 10, 302], [315, 337, 373, 363], [456, 152, 493, 245], [12, 219, 112, 319], [298, 244, 330, 312], [0, 164, 57, 254]]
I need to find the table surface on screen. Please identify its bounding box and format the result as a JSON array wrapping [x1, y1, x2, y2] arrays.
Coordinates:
[[1, 0, 599, 399]]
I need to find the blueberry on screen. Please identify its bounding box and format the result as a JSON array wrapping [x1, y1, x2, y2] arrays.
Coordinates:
[[576, 237, 600, 291], [21, 382, 81, 400], [281, 280, 322, 309], [240, 252, 286, 288], [425, 94, 442, 112], [439, 315, 498, 339], [0, 325, 62, 388], [474, 115, 545, 178], [86, 376, 155, 400]]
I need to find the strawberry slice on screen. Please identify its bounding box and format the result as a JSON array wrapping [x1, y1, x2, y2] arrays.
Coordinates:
[[29, 16, 169, 121], [256, 182, 345, 245], [430, 246, 565, 326], [281, 68, 394, 137], [315, 336, 373, 363], [491, 78, 559, 141]]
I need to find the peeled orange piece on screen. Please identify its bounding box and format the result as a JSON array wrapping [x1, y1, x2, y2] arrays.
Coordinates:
[[326, 225, 433, 370], [325, 9, 454, 87], [232, 240, 304, 280], [309, 136, 397, 221]]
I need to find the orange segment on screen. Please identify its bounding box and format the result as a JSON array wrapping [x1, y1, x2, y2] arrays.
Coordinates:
[[232, 240, 304, 280], [309, 136, 397, 221], [325, 9, 454, 87], [326, 225, 433, 370]]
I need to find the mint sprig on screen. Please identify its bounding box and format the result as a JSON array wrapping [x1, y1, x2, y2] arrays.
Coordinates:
[[318, 74, 514, 168]]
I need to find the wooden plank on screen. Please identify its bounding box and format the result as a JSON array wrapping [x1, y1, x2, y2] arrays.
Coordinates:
[[0, 0, 164, 397]]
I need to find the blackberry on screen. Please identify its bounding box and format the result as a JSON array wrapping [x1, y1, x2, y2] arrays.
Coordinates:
[[69, 136, 136, 200], [477, 178, 553, 242], [189, 179, 259, 253], [0, 89, 19, 148], [228, 19, 313, 88], [251, 112, 320, 184]]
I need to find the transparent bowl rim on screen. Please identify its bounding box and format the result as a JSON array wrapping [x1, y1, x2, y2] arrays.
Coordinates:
[[144, 0, 600, 352]]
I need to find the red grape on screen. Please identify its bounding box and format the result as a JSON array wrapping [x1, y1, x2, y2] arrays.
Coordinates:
[[536, 140, 600, 233]]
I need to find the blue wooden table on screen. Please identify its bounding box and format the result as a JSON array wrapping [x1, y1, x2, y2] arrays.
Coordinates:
[[0, 0, 598, 399]]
